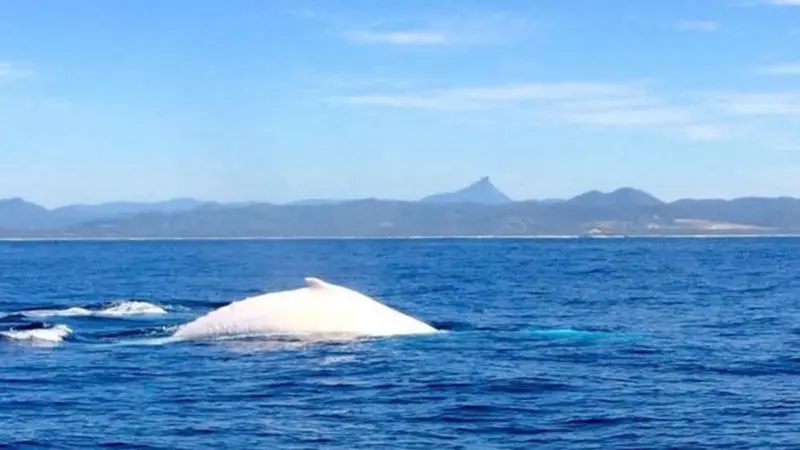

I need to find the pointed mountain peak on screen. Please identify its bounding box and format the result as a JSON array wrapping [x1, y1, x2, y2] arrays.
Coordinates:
[[421, 176, 512, 205]]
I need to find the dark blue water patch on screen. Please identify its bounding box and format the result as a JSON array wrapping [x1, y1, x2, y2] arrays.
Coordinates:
[[96, 443, 167, 450], [188, 300, 234, 310], [723, 284, 784, 294], [84, 325, 176, 341], [564, 266, 615, 276], [0, 441, 59, 449], [1, 321, 48, 331], [428, 319, 492, 332], [0, 314, 37, 324], [1, 238, 800, 449]]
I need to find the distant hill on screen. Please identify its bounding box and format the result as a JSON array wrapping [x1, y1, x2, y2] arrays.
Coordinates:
[[53, 198, 207, 217], [421, 177, 512, 204], [538, 198, 565, 204], [3, 184, 800, 237], [0, 197, 210, 230], [285, 199, 350, 206], [0, 198, 51, 230], [669, 197, 800, 229], [564, 187, 664, 208]]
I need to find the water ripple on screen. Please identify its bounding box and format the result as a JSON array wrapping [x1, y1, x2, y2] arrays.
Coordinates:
[[1, 238, 799, 448]]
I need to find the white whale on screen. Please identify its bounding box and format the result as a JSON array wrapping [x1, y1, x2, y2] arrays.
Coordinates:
[[172, 277, 438, 340]]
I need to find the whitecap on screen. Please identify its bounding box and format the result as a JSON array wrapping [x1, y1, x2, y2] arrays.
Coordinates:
[[14, 301, 167, 319], [95, 301, 168, 317], [0, 324, 72, 343], [19, 307, 93, 318]]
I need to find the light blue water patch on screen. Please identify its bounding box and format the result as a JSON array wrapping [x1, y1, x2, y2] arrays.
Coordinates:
[[113, 336, 182, 346], [528, 328, 640, 341]]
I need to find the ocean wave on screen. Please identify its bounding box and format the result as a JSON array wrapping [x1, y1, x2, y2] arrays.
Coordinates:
[[96, 301, 168, 317], [16, 307, 93, 318], [0, 324, 72, 343], [5, 301, 168, 319], [97, 324, 179, 340]]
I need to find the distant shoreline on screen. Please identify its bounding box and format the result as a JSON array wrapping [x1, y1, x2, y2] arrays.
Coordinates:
[[6, 182, 800, 239], [2, 234, 800, 242]]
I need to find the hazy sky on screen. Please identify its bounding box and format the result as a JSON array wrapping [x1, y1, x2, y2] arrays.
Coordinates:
[[1, 0, 799, 207]]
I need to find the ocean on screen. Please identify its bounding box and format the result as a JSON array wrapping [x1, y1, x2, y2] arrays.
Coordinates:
[[1, 238, 798, 449]]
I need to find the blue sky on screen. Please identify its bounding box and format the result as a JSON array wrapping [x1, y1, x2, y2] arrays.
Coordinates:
[[1, 0, 799, 207]]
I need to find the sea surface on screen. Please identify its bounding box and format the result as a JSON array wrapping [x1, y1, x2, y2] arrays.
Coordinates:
[[1, 238, 798, 449]]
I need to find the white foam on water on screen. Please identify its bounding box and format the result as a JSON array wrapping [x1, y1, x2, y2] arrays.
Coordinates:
[[0, 324, 73, 343], [11, 301, 168, 319], [95, 301, 168, 317], [17, 307, 93, 318]]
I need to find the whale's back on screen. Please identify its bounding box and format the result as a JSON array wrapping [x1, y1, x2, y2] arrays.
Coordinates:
[[173, 277, 437, 340]]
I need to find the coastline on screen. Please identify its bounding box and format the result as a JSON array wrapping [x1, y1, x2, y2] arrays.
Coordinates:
[[2, 233, 800, 242]]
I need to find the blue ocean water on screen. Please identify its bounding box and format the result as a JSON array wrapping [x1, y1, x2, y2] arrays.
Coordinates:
[[1, 238, 798, 449]]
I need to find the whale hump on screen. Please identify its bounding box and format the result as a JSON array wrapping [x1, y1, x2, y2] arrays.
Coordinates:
[[304, 277, 329, 289], [172, 276, 439, 340]]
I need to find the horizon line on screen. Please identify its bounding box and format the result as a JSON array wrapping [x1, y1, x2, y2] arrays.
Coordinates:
[[4, 189, 800, 210]]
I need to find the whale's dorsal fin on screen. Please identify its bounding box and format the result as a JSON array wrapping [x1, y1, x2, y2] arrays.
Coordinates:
[[305, 277, 329, 289]]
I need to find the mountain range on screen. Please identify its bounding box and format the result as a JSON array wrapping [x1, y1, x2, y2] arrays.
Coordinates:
[[2, 177, 800, 237]]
